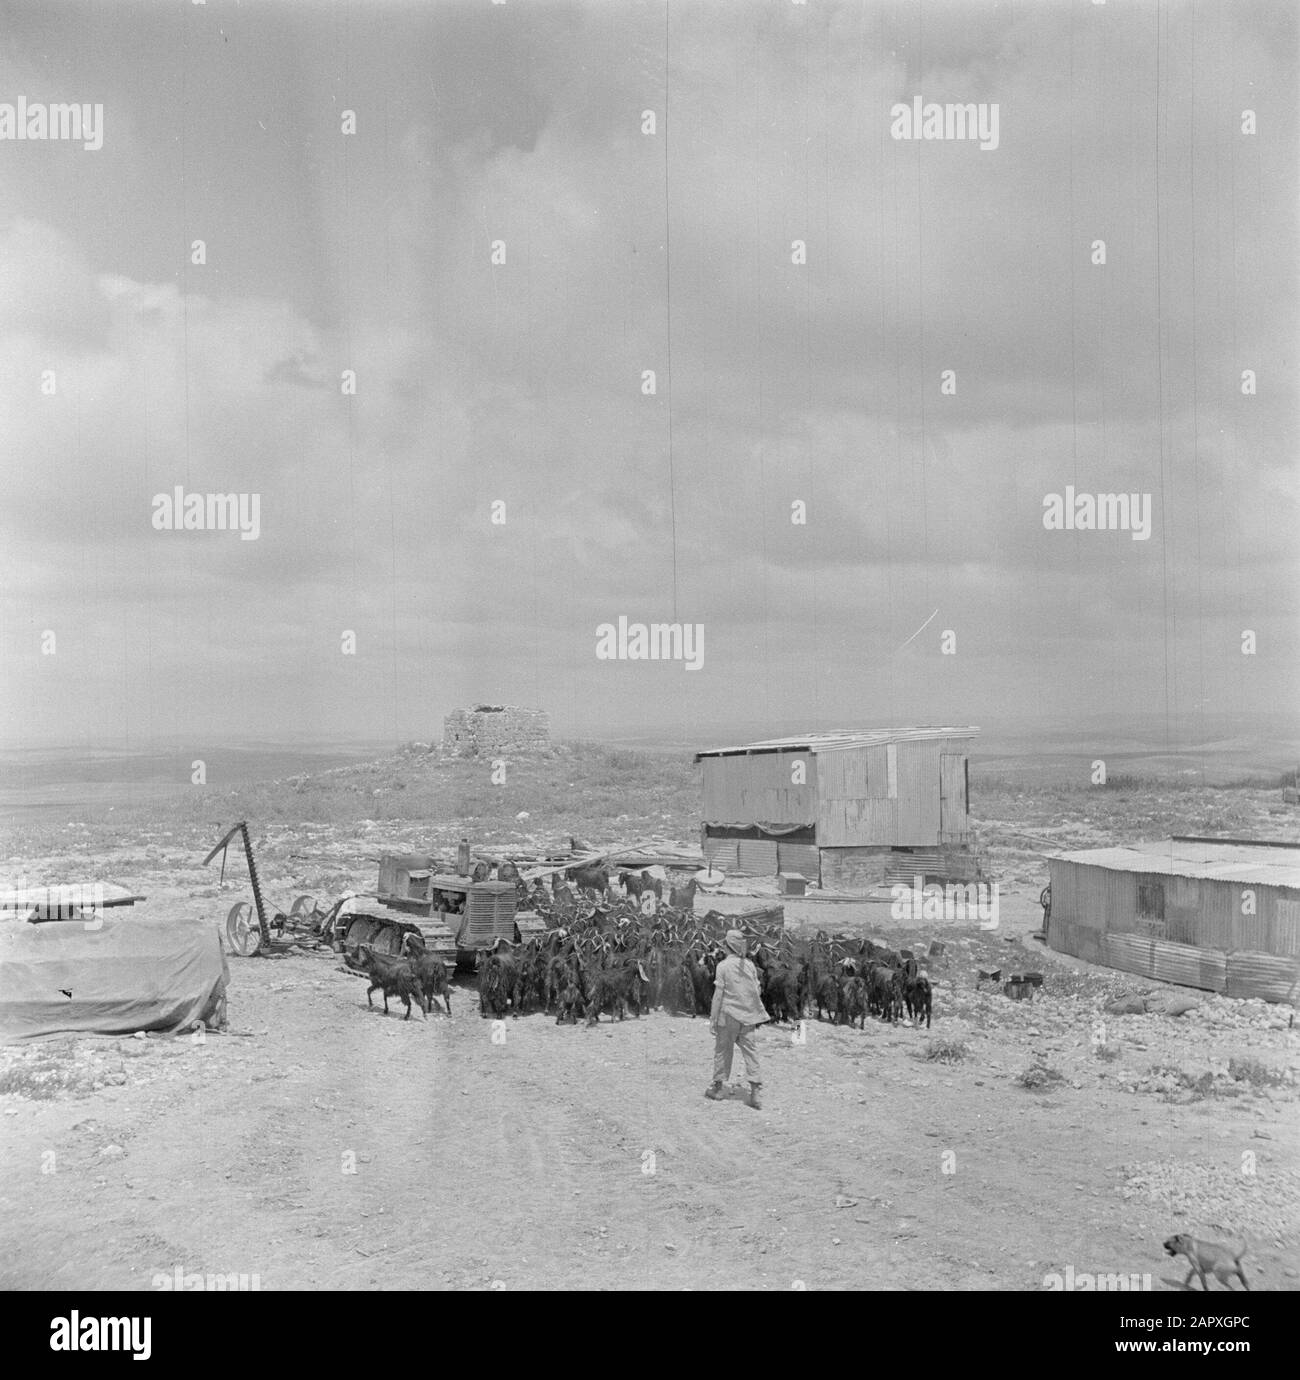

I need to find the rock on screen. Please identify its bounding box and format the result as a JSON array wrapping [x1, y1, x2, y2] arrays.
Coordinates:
[[99, 1144, 126, 1159], [1147, 994, 1199, 1017]]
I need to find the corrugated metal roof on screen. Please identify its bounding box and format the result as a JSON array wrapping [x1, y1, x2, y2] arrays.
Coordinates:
[[694, 726, 979, 761], [1052, 840, 1300, 889]]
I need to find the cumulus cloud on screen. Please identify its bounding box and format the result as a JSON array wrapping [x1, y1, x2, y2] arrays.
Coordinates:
[[0, 1, 1295, 744]]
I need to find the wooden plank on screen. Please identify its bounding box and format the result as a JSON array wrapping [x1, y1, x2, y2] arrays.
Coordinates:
[[517, 841, 703, 881], [0, 883, 146, 913]]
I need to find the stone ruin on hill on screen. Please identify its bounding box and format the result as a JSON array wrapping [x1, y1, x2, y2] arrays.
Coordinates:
[[442, 705, 550, 757]]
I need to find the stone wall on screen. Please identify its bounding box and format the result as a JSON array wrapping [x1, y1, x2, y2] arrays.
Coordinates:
[[442, 705, 550, 756], [818, 847, 894, 893]]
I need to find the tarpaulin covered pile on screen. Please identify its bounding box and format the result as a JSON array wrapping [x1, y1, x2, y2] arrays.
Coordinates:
[[0, 917, 229, 1041]]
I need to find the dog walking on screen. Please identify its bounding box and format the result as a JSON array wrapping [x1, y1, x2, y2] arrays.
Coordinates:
[[705, 929, 769, 1109]]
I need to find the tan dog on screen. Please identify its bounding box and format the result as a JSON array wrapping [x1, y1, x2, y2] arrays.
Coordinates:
[[1163, 1234, 1250, 1291]]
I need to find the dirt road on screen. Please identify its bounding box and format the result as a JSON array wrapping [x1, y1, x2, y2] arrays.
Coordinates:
[[4, 908, 1296, 1291]]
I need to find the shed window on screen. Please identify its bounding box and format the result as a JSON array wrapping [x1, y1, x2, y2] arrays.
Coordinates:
[[1137, 879, 1165, 920]]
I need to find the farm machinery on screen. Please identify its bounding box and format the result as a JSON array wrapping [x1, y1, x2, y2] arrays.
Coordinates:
[[203, 821, 331, 957], [204, 824, 544, 971], [331, 852, 545, 973]]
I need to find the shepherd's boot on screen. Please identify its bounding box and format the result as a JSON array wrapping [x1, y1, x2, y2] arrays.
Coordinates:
[[703, 1081, 723, 1100], [747, 1082, 763, 1111]]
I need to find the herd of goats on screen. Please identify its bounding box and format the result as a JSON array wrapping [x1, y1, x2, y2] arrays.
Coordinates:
[[351, 861, 935, 1031]]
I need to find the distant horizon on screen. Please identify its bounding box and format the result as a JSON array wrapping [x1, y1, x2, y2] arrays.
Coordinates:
[[3, 707, 1296, 824], [3, 706, 1298, 757]]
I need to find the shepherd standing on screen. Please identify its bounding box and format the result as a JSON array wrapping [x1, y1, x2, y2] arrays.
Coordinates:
[[706, 930, 769, 1110]]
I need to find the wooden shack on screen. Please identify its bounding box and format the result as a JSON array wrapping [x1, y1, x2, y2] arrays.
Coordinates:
[[694, 726, 979, 890]]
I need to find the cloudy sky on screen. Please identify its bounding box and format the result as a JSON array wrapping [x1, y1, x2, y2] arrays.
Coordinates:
[[1, 0, 1295, 748]]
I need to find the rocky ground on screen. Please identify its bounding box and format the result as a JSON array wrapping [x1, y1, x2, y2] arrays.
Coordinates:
[[1, 758, 1297, 1291]]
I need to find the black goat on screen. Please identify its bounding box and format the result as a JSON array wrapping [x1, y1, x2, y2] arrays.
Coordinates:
[[839, 974, 869, 1029], [753, 948, 801, 1024], [356, 946, 425, 1020], [478, 950, 520, 1019], [409, 950, 453, 1016], [814, 973, 841, 1024], [583, 960, 648, 1025], [866, 963, 903, 1023], [903, 973, 932, 1028]]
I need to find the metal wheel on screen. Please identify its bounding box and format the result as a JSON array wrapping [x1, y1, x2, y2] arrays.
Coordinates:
[[290, 895, 316, 918], [226, 901, 262, 956]]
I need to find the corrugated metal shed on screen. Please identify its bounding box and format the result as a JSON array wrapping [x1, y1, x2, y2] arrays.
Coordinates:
[[694, 725, 979, 760], [1048, 841, 1300, 1004], [700, 749, 818, 825], [734, 839, 779, 877], [815, 736, 969, 846], [698, 725, 978, 858], [1101, 932, 1158, 981], [1093, 932, 1232, 993], [1149, 937, 1229, 992], [702, 836, 739, 871], [1049, 840, 1300, 889], [777, 841, 820, 882], [1225, 951, 1300, 1003], [1050, 917, 1103, 964]]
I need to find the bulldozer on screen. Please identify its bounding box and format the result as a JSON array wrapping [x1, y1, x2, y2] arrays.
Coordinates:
[[331, 852, 545, 973]]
